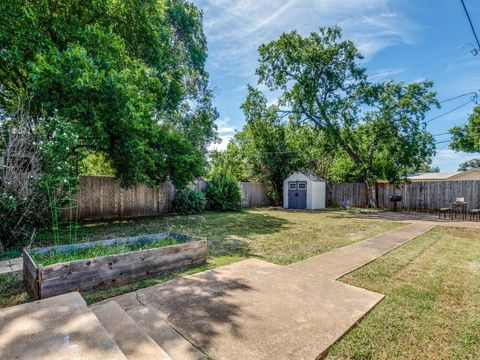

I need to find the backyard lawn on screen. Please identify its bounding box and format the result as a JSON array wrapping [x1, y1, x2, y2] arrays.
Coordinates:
[[327, 226, 480, 359], [1, 210, 479, 359], [1, 209, 401, 307]]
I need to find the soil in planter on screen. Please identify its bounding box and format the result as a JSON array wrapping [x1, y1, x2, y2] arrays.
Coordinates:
[[31, 238, 181, 267]]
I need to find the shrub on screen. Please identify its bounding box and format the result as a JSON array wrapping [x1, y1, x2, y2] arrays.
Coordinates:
[[174, 188, 206, 214], [0, 190, 45, 251], [206, 174, 242, 211]]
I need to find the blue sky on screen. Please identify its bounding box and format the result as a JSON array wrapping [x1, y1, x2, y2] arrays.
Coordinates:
[[194, 0, 480, 171]]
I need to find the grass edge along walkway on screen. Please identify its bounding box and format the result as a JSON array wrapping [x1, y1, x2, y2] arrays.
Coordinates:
[[290, 222, 436, 279]]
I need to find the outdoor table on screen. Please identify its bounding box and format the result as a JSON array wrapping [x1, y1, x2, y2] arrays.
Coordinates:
[[451, 202, 467, 220]]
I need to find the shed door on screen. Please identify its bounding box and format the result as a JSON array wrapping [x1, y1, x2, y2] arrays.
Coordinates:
[[288, 181, 307, 209]]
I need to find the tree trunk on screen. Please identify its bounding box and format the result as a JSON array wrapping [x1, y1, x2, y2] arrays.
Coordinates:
[[365, 181, 377, 208]]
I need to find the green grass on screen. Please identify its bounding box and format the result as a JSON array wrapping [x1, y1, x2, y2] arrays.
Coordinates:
[[327, 226, 480, 360], [0, 249, 22, 261], [30, 237, 180, 267], [0, 209, 402, 307], [0, 272, 30, 309], [36, 209, 403, 265]]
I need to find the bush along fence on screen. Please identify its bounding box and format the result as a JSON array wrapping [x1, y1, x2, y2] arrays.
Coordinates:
[[327, 180, 480, 212], [65, 176, 271, 220]]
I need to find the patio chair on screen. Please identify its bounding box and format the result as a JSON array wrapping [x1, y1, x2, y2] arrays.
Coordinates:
[[470, 209, 480, 222], [438, 207, 450, 219]]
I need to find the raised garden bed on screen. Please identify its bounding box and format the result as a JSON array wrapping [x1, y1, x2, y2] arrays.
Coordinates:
[[23, 232, 207, 300]]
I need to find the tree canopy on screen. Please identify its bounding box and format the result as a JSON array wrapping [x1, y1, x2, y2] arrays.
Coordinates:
[[0, 0, 217, 188], [211, 88, 333, 204], [458, 158, 480, 171], [246, 27, 438, 206], [450, 105, 480, 153]]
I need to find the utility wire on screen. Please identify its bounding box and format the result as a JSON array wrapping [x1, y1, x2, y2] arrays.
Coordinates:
[[460, 0, 480, 50], [439, 91, 478, 104], [435, 139, 451, 145], [425, 99, 474, 123], [432, 132, 451, 137]]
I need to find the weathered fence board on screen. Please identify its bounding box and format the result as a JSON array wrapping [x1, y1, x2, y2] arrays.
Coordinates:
[[68, 176, 175, 220], [65, 177, 271, 221], [327, 182, 368, 208], [241, 182, 272, 208], [328, 181, 480, 211]]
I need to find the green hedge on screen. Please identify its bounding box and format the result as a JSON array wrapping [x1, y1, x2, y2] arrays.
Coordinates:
[[174, 188, 207, 214]]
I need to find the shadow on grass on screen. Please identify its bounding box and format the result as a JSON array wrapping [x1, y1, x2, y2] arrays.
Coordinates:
[[35, 210, 289, 247], [0, 272, 29, 309], [3, 211, 289, 308]]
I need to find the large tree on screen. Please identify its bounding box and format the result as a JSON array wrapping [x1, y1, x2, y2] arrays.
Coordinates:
[[0, 0, 217, 188], [211, 88, 333, 204], [250, 27, 438, 206], [450, 105, 480, 153]]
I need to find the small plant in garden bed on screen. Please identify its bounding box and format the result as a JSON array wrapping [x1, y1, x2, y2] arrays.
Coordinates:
[[31, 237, 180, 266]]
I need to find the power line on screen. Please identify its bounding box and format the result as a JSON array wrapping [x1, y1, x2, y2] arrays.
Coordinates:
[[432, 132, 450, 137], [439, 91, 478, 104], [460, 0, 480, 51], [425, 99, 475, 123]]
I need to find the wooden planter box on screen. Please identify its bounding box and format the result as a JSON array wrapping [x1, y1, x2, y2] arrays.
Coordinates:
[[23, 232, 207, 300]]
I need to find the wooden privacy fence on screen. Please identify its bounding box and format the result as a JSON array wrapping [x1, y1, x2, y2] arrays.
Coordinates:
[[377, 181, 480, 211], [68, 177, 271, 220], [327, 182, 368, 208], [328, 181, 480, 211], [70, 176, 175, 220], [240, 182, 272, 208]]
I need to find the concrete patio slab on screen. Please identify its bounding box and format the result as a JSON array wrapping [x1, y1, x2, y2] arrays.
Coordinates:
[[290, 223, 435, 279], [114, 259, 384, 360], [0, 257, 23, 274], [0, 260, 11, 274], [0, 292, 127, 360]]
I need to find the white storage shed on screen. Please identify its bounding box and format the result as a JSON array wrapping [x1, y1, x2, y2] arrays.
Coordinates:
[[283, 172, 326, 210]]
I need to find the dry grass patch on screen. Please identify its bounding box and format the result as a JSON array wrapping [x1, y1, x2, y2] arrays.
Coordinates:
[[327, 226, 480, 360]]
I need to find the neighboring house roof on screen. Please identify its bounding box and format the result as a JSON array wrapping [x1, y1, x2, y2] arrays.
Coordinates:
[[408, 169, 480, 181]]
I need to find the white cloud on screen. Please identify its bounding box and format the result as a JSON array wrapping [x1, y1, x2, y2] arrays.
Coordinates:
[[196, 0, 417, 81], [209, 135, 232, 151], [368, 67, 407, 81], [215, 117, 236, 135], [432, 149, 480, 172]]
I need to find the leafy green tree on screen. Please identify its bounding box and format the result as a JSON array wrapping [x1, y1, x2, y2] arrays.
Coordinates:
[[211, 93, 333, 204], [417, 164, 440, 173], [79, 152, 116, 177], [458, 158, 480, 171], [450, 105, 480, 153], [251, 27, 438, 206], [210, 142, 252, 182], [0, 0, 216, 188]]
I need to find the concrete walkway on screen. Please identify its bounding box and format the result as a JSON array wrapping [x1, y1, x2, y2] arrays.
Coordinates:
[[290, 222, 435, 279], [0, 257, 22, 274], [109, 259, 384, 360]]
